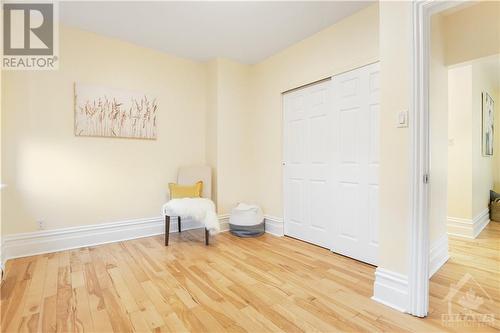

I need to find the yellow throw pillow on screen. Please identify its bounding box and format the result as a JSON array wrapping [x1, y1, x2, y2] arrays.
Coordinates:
[[169, 181, 203, 199]]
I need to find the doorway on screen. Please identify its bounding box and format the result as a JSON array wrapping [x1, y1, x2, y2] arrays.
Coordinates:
[[411, 0, 500, 318]]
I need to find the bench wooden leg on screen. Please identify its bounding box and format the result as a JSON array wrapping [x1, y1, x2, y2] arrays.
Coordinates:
[[178, 216, 181, 233], [205, 228, 209, 246], [165, 215, 170, 246]]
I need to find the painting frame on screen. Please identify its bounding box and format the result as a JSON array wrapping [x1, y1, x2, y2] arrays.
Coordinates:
[[74, 83, 158, 140], [482, 92, 494, 157]]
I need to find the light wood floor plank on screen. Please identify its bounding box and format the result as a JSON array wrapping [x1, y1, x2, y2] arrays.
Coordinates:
[[2, 222, 499, 332]]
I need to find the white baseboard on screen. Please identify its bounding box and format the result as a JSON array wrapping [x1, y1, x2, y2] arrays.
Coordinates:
[[429, 234, 449, 278], [264, 215, 284, 236], [2, 215, 229, 263], [372, 268, 408, 313], [472, 209, 490, 237], [447, 208, 490, 239], [218, 214, 230, 232], [2, 213, 280, 264]]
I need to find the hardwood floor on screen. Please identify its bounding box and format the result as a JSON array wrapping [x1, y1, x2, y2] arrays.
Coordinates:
[[428, 222, 500, 331], [1, 223, 498, 332]]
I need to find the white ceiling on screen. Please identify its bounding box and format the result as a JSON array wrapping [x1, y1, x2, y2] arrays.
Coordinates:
[[60, 1, 373, 64]]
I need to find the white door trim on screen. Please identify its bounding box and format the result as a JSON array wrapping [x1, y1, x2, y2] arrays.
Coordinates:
[[409, 0, 466, 317]]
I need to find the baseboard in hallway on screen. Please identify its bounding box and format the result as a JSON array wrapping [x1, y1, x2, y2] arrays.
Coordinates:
[[429, 234, 449, 278], [447, 208, 490, 239]]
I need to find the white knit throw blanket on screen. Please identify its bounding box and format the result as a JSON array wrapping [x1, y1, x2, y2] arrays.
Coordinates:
[[162, 198, 220, 235]]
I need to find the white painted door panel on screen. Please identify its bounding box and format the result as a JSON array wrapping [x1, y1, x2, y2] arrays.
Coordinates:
[[283, 62, 380, 265], [331, 62, 380, 265], [283, 80, 332, 248]]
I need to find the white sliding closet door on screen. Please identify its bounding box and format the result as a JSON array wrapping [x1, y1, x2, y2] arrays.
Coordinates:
[[283, 62, 380, 265], [283, 80, 333, 248], [331, 62, 380, 265]]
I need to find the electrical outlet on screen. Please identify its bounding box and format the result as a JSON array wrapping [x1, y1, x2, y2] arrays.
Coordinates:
[[37, 219, 45, 230]]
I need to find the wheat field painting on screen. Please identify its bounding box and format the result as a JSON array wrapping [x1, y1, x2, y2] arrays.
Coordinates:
[[74, 83, 158, 139]]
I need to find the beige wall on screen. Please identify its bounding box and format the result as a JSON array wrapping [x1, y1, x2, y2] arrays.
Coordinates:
[[2, 5, 380, 236], [374, 0, 500, 278], [429, 14, 449, 244], [1, 2, 495, 282], [250, 4, 379, 217], [205, 60, 219, 205], [431, 2, 500, 242], [431, 2, 500, 241], [471, 58, 499, 217], [376, 1, 413, 274], [2, 26, 208, 234], [447, 57, 499, 221], [206, 58, 254, 214], [444, 1, 500, 66], [448, 65, 474, 220]]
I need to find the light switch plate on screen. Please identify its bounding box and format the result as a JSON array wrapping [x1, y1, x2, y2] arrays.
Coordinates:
[[397, 110, 408, 128]]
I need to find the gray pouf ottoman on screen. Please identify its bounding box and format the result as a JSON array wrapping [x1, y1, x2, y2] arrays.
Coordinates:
[[229, 203, 265, 237]]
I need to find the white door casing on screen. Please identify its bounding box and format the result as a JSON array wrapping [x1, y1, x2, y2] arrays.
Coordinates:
[[409, 0, 465, 318], [283, 62, 380, 265]]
